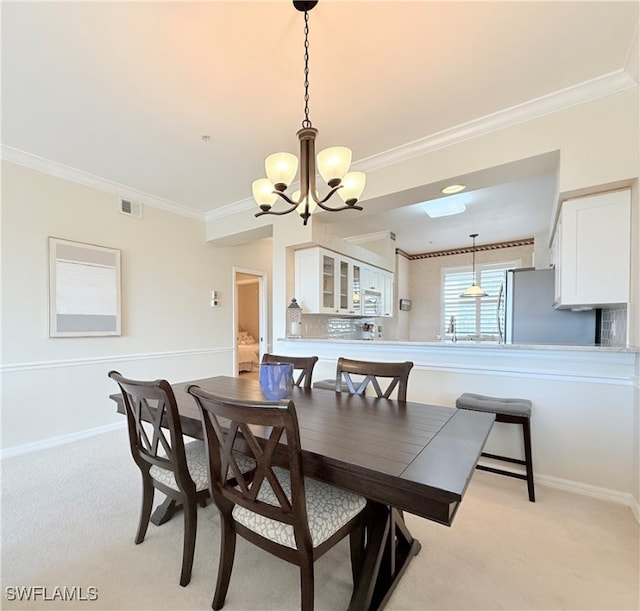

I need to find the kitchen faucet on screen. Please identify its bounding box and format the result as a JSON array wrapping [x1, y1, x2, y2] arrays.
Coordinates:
[[447, 315, 457, 342]]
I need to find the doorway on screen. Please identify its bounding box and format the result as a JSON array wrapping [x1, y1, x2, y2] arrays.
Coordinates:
[[233, 268, 267, 378]]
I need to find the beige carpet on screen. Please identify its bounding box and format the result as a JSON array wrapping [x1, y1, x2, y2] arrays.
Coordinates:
[[1, 427, 638, 611]]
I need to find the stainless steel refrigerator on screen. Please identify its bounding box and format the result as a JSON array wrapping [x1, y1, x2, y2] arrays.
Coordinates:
[[504, 268, 598, 345]]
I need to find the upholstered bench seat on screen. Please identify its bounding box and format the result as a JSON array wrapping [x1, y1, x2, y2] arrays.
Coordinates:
[[456, 392, 535, 502], [456, 393, 531, 417]]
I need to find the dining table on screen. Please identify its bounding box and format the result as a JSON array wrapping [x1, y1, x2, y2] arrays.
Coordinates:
[[110, 375, 494, 611]]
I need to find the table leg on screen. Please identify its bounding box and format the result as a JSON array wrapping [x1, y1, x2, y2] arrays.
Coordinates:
[[150, 497, 181, 526], [348, 503, 421, 611]]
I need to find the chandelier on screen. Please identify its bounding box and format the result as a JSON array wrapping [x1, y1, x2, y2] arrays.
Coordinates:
[[252, 0, 366, 226], [461, 233, 488, 297]]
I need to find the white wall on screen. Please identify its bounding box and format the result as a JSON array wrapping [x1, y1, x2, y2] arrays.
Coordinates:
[[1, 162, 272, 452]]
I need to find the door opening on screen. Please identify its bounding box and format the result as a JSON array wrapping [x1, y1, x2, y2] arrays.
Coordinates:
[[234, 269, 267, 378]]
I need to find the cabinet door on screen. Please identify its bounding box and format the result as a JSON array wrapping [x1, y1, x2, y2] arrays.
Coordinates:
[[351, 263, 362, 315], [556, 189, 630, 307], [362, 265, 381, 292], [337, 257, 350, 313], [321, 252, 337, 312]]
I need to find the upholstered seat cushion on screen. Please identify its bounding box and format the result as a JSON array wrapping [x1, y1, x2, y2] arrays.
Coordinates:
[[312, 379, 349, 392], [232, 467, 366, 549], [150, 441, 254, 492], [456, 392, 532, 417]]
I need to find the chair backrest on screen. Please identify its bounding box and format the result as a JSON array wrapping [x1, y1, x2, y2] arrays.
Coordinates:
[[108, 370, 194, 493], [261, 353, 319, 390], [334, 357, 414, 401], [187, 385, 312, 548]]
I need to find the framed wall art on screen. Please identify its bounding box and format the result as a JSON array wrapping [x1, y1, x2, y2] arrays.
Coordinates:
[[49, 237, 121, 337]]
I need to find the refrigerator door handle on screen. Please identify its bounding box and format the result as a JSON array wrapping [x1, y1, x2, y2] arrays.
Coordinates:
[[497, 281, 505, 344]]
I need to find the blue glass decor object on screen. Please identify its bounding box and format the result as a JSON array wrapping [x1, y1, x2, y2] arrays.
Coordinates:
[[259, 362, 294, 401]]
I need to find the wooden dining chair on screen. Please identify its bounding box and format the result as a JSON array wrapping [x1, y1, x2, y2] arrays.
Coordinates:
[[187, 384, 367, 611], [108, 370, 254, 587], [261, 353, 319, 390], [315, 357, 414, 401]]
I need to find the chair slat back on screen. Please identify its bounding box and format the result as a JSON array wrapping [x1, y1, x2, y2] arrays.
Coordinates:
[[108, 370, 193, 492], [335, 357, 414, 401], [261, 354, 319, 390], [187, 385, 311, 537]]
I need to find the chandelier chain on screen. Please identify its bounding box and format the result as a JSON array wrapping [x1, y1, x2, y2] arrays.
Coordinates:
[[302, 10, 311, 129]]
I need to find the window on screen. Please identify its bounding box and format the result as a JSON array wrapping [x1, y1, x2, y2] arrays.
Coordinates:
[[442, 260, 520, 339]]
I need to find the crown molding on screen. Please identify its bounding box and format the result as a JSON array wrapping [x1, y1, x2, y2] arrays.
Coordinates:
[[400, 238, 534, 260], [2, 69, 636, 224], [355, 69, 637, 174], [213, 69, 637, 219], [0, 145, 206, 222], [343, 230, 395, 244]]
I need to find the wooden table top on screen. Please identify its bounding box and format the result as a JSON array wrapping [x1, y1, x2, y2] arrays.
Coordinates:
[[111, 375, 494, 526]]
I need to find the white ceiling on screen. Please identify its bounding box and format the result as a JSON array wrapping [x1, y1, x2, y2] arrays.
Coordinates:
[[2, 1, 638, 253]]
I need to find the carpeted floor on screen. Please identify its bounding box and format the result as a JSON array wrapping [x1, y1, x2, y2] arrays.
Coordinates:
[[1, 427, 638, 610]]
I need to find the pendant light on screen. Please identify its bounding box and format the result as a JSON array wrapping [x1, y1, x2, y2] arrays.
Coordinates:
[[252, 1, 365, 226], [461, 233, 488, 297]]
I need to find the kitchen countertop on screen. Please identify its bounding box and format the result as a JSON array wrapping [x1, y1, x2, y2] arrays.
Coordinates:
[[279, 337, 638, 353]]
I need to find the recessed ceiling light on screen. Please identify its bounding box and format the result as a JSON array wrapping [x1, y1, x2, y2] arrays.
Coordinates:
[[422, 199, 467, 218], [441, 184, 466, 194]]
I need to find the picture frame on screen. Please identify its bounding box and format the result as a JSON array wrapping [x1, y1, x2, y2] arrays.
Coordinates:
[[399, 298, 412, 311], [48, 237, 121, 337]]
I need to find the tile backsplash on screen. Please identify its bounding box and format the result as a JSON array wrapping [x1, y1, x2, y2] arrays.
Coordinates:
[[301, 315, 386, 340], [600, 306, 627, 346]]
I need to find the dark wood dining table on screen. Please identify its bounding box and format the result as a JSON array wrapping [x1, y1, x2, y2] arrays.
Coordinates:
[[111, 375, 494, 611]]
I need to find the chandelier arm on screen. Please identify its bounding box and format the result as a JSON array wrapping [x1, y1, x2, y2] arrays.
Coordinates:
[[316, 200, 364, 212], [254, 194, 300, 218], [255, 207, 298, 218], [272, 191, 302, 206]]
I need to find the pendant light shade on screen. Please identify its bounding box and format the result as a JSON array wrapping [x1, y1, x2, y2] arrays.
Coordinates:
[[317, 146, 352, 186], [461, 233, 488, 297], [265, 152, 299, 190], [338, 171, 366, 205]]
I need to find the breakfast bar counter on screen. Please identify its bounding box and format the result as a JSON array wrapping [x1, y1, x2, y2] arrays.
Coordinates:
[[273, 336, 639, 517]]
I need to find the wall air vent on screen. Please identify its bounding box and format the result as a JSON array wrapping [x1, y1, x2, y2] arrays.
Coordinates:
[[119, 198, 143, 219]]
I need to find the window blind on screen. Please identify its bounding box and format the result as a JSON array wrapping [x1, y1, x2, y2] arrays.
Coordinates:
[[442, 260, 519, 339]]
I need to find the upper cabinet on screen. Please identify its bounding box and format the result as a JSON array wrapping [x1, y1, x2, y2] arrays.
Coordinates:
[[553, 189, 631, 308], [294, 247, 393, 316]]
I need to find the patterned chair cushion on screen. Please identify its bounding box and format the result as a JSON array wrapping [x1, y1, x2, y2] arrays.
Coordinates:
[[150, 441, 254, 492], [232, 467, 366, 549]]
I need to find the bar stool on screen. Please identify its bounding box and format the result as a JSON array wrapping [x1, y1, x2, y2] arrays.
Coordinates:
[[455, 392, 535, 502]]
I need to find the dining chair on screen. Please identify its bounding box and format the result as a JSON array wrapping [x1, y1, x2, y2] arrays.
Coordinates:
[[108, 370, 254, 587], [187, 384, 367, 611], [314, 357, 414, 401], [261, 353, 319, 390]]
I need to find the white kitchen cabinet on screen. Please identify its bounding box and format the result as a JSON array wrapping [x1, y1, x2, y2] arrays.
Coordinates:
[[554, 189, 630, 308], [294, 247, 360, 315], [295, 247, 393, 316], [361, 264, 394, 317]]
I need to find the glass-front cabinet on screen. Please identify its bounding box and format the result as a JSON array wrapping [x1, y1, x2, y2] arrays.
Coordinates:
[[322, 253, 336, 310], [294, 247, 392, 316]]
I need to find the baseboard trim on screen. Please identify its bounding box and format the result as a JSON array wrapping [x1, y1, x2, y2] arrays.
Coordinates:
[[536, 473, 640, 523], [1, 421, 126, 460]]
